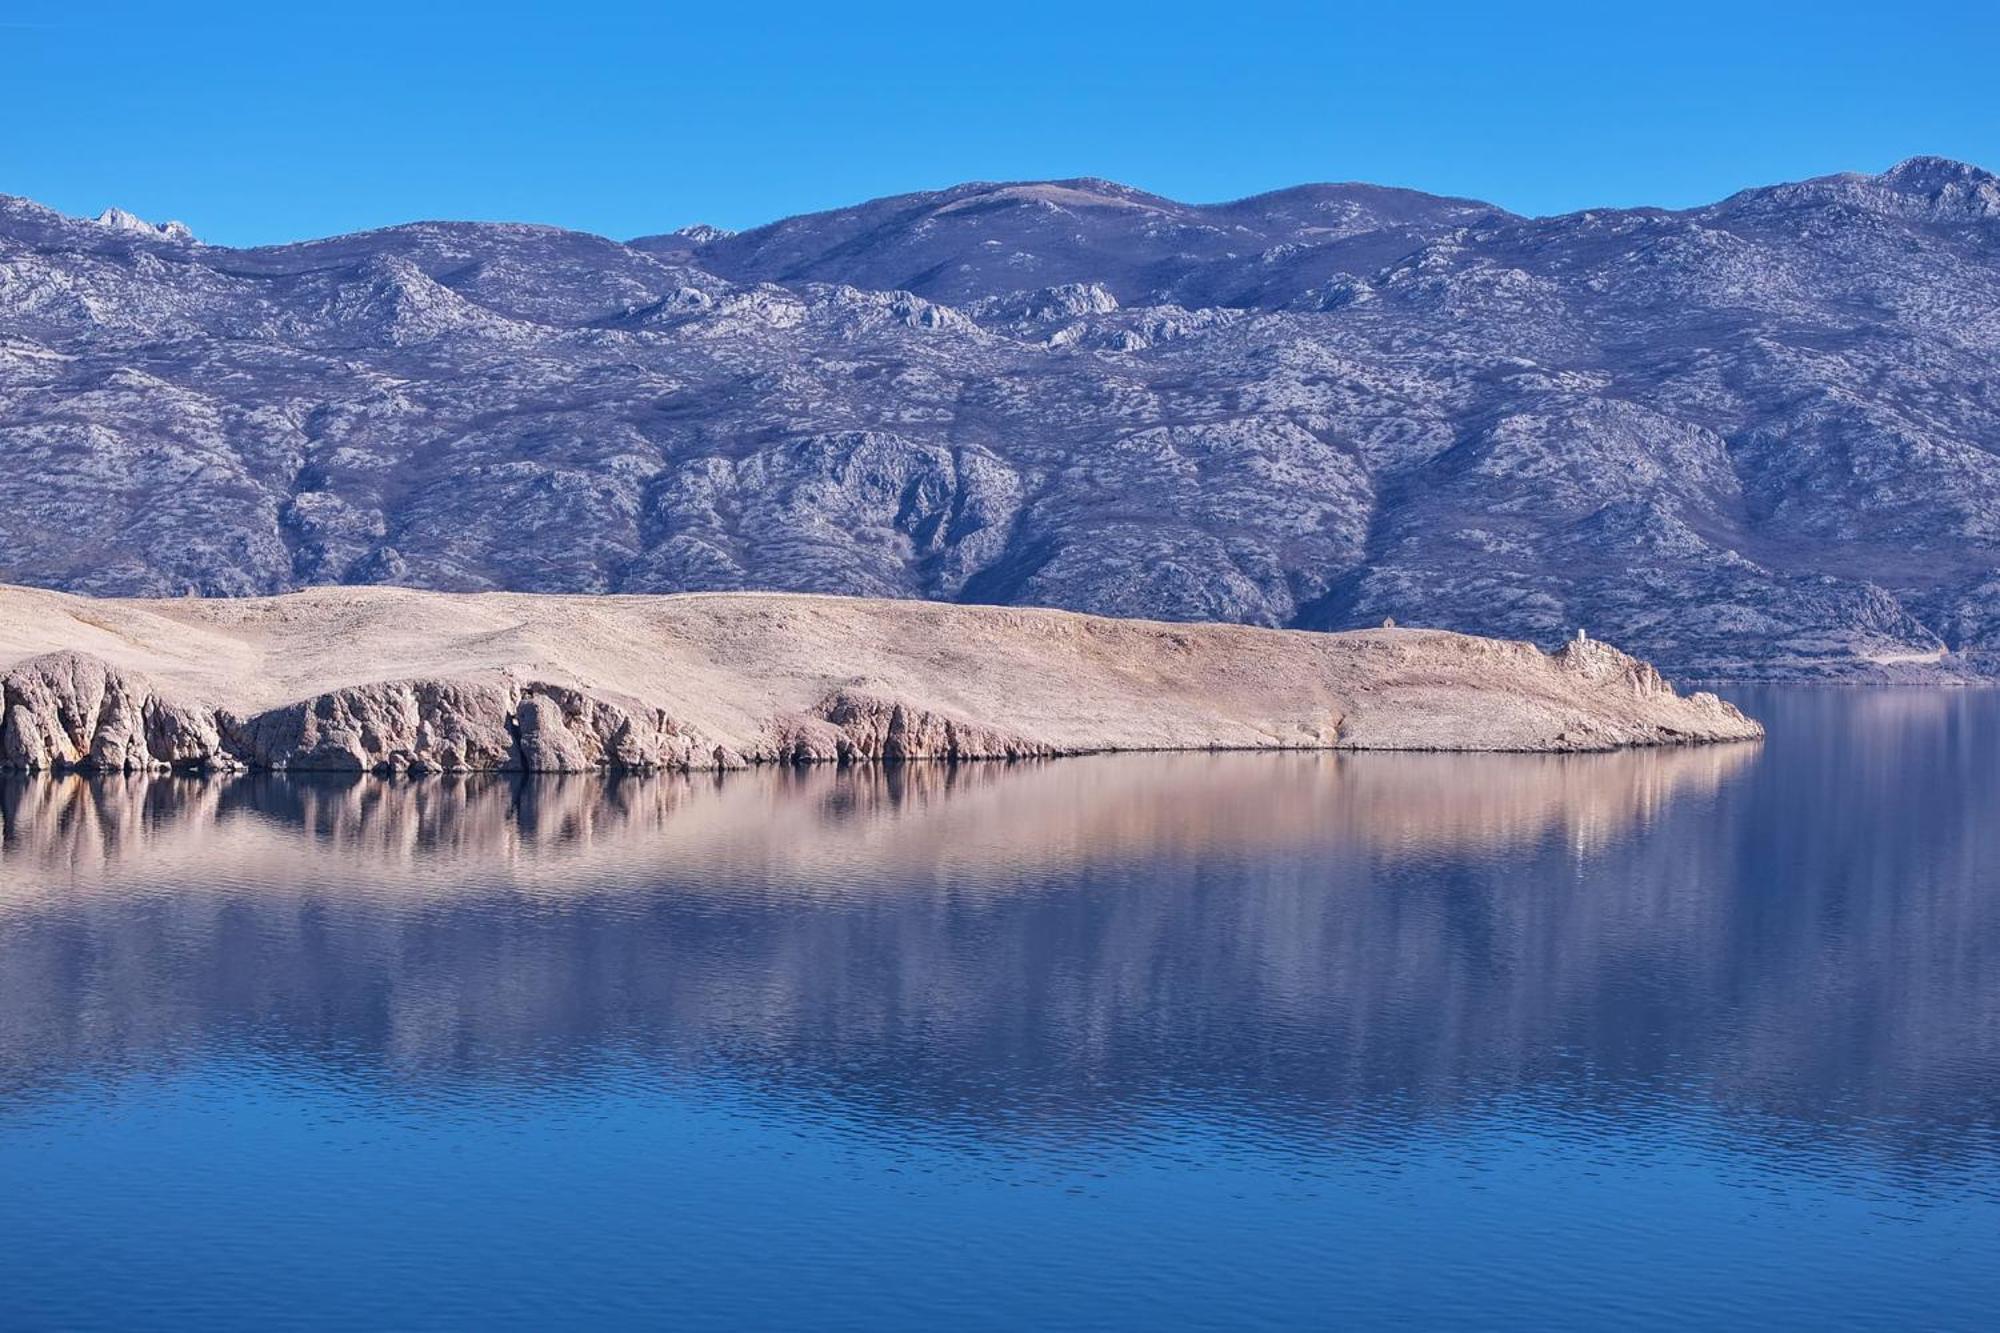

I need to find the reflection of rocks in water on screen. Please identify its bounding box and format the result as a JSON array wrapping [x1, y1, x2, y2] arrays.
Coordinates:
[[0, 718, 1996, 1173], [0, 743, 1753, 898]]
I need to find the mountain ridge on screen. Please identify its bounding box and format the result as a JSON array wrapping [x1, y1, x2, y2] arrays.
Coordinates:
[[2, 158, 1997, 679]]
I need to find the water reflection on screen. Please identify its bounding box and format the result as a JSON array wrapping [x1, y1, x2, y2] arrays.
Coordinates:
[[1, 743, 1752, 894], [1, 695, 1996, 1174]]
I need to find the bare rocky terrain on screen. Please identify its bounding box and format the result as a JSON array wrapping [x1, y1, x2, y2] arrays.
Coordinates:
[[0, 586, 1757, 772], [3, 159, 1997, 678]]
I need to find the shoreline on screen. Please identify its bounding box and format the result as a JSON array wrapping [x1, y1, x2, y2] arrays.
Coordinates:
[[0, 585, 1762, 774], [0, 731, 1768, 780]]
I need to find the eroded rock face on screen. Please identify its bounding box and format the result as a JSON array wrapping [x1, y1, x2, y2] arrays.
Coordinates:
[[512, 685, 703, 773], [0, 655, 712, 774], [774, 690, 1063, 764], [1544, 633, 1751, 740], [0, 605, 1762, 775], [1, 652, 224, 773], [1553, 633, 1671, 698], [227, 680, 520, 773]]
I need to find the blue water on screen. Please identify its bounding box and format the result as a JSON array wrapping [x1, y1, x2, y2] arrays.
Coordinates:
[[2, 688, 1997, 1329]]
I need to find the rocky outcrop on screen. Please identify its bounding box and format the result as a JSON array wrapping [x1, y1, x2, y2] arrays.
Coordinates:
[[0, 665, 1079, 774], [224, 679, 516, 773], [0, 587, 1762, 774], [1536, 632, 1751, 748], [0, 655, 717, 775], [509, 684, 707, 772], [1, 652, 227, 773], [772, 691, 1064, 764]]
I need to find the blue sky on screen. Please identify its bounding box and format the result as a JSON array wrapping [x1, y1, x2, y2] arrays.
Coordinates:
[[4, 0, 1995, 246]]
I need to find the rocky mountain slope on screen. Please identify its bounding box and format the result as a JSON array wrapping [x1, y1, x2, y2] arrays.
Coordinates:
[[0, 585, 1758, 772], [3, 159, 1998, 678]]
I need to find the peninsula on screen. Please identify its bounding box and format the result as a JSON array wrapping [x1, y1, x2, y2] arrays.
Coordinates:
[[0, 586, 1760, 773]]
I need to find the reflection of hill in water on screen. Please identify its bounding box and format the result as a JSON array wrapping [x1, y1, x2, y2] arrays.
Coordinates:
[[0, 745, 1750, 895], [1, 710, 1996, 1172]]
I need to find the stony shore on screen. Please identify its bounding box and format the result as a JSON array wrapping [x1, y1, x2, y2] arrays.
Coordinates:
[[0, 586, 1761, 773]]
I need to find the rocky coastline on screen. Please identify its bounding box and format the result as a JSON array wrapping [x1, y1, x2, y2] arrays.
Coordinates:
[[0, 586, 1761, 775]]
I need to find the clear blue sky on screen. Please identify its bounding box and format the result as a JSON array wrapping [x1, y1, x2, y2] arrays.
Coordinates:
[[5, 0, 1995, 246]]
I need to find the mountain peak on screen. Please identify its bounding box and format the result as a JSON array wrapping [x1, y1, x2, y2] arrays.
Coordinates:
[[95, 207, 196, 242], [925, 179, 1173, 215], [1709, 156, 2000, 223], [670, 223, 733, 245], [1880, 155, 1994, 188], [1875, 155, 2000, 219]]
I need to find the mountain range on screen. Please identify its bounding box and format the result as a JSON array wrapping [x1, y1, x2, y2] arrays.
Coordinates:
[[4, 158, 1999, 678]]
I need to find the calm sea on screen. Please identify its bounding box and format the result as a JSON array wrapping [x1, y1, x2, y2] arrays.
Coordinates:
[[1, 688, 1996, 1330]]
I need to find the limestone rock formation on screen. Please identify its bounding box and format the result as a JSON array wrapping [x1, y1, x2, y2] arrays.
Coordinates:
[[3, 161, 1999, 676], [0, 585, 1759, 774], [0, 659, 721, 775], [225, 679, 519, 773], [1, 652, 225, 773], [786, 691, 1060, 764]]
